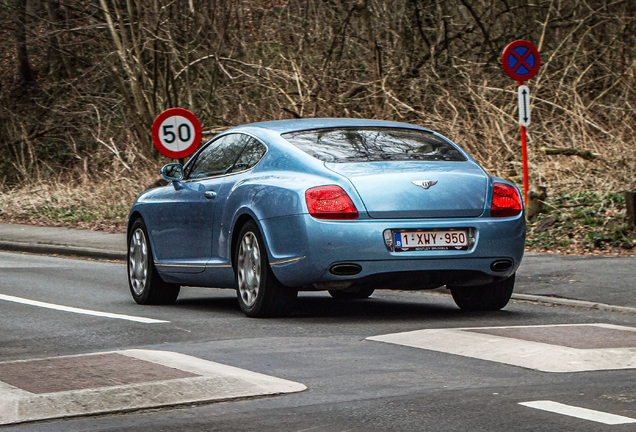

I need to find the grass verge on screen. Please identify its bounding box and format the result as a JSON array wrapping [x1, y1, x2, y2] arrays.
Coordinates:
[[0, 170, 159, 234], [1, 173, 635, 257], [526, 191, 635, 256]]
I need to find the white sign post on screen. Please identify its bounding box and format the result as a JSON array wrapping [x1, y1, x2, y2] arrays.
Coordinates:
[[518, 85, 531, 127]]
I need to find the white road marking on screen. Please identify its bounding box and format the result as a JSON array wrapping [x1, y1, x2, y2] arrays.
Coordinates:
[[0, 293, 168, 324], [367, 324, 636, 372], [520, 400, 636, 425]]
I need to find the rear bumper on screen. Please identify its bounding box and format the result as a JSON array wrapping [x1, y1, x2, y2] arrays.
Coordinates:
[[260, 213, 525, 289]]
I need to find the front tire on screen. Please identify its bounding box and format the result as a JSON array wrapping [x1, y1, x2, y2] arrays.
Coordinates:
[[235, 221, 297, 317], [127, 218, 180, 305], [449, 273, 515, 311]]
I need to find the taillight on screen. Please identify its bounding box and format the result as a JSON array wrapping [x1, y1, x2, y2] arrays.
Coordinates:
[[491, 183, 522, 217], [305, 185, 358, 219]]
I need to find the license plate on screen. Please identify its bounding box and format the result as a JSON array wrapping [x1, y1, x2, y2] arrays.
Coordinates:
[[394, 230, 468, 251]]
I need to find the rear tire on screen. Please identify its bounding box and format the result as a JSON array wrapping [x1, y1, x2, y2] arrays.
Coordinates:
[[127, 218, 180, 305], [328, 286, 375, 300], [235, 221, 297, 317], [449, 273, 515, 311]]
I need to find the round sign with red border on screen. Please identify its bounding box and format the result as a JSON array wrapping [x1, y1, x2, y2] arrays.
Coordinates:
[[501, 40, 541, 81], [151, 108, 202, 159]]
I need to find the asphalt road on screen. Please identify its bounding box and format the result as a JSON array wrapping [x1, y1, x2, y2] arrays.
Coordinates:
[[1, 251, 636, 431]]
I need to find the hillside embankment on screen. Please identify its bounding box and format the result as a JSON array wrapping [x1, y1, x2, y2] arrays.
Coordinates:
[[1, 1, 635, 254]]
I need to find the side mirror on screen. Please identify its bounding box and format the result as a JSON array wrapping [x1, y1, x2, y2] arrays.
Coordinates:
[[160, 163, 184, 182]]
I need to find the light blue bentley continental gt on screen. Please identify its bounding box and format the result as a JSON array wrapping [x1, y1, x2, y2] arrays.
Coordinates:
[[127, 118, 525, 317]]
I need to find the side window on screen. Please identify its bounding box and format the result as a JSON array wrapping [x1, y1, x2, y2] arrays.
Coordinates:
[[227, 137, 267, 174], [187, 134, 248, 179]]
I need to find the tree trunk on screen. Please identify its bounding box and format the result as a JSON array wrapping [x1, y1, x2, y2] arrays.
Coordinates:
[[541, 147, 599, 161], [45, 0, 73, 78], [14, 0, 34, 86]]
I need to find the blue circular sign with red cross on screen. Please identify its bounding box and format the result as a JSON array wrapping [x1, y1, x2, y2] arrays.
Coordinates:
[[501, 40, 541, 81]]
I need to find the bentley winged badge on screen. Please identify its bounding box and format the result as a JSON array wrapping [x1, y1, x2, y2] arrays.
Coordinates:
[[412, 180, 438, 190]]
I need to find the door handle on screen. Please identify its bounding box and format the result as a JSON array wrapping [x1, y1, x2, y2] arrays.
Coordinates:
[[204, 190, 217, 199]]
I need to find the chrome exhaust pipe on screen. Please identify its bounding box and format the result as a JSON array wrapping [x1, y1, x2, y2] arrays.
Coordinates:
[[329, 264, 362, 276], [490, 259, 513, 272]]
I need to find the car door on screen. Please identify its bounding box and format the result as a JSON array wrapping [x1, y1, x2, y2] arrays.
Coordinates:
[[208, 134, 268, 267], [149, 134, 246, 272]]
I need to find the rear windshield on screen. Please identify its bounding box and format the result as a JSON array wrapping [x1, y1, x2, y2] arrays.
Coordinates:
[[282, 128, 466, 163]]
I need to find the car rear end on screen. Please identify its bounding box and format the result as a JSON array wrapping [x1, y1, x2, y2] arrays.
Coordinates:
[[262, 125, 525, 291]]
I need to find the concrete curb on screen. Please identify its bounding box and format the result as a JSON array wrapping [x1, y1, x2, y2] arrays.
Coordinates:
[[427, 290, 636, 315], [0, 241, 126, 261], [512, 293, 636, 314]]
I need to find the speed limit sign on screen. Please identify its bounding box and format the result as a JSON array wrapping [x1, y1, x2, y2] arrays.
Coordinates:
[[151, 108, 202, 159]]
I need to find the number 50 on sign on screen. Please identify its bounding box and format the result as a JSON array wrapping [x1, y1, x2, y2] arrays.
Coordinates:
[[151, 108, 203, 159]]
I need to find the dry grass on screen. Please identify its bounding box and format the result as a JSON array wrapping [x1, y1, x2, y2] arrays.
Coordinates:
[[0, 155, 160, 233]]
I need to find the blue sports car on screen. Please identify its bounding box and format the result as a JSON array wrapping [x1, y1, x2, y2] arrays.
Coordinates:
[[127, 119, 525, 317]]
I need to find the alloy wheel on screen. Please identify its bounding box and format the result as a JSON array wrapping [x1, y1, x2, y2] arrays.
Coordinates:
[[237, 232, 261, 307], [129, 228, 148, 296]]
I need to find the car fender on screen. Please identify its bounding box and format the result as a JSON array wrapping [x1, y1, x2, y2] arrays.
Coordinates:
[[126, 202, 161, 263], [225, 202, 305, 268]]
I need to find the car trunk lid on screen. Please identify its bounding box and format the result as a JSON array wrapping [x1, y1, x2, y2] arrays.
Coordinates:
[[325, 161, 489, 219]]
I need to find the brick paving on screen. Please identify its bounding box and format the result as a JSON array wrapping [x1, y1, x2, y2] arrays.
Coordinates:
[[468, 325, 636, 349], [0, 353, 198, 394]]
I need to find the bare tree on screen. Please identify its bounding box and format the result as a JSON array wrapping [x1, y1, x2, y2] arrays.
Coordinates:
[[0, 0, 635, 197], [12, 0, 33, 86]]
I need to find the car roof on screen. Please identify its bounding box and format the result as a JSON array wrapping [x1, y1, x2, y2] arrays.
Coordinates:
[[224, 118, 432, 135]]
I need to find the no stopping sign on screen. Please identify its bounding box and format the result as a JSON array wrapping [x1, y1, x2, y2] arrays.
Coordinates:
[[501, 40, 541, 82], [151, 108, 202, 159]]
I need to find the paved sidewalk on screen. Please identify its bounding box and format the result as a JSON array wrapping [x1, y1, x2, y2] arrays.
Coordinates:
[[0, 223, 634, 311], [0, 223, 125, 261], [515, 253, 636, 311]]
